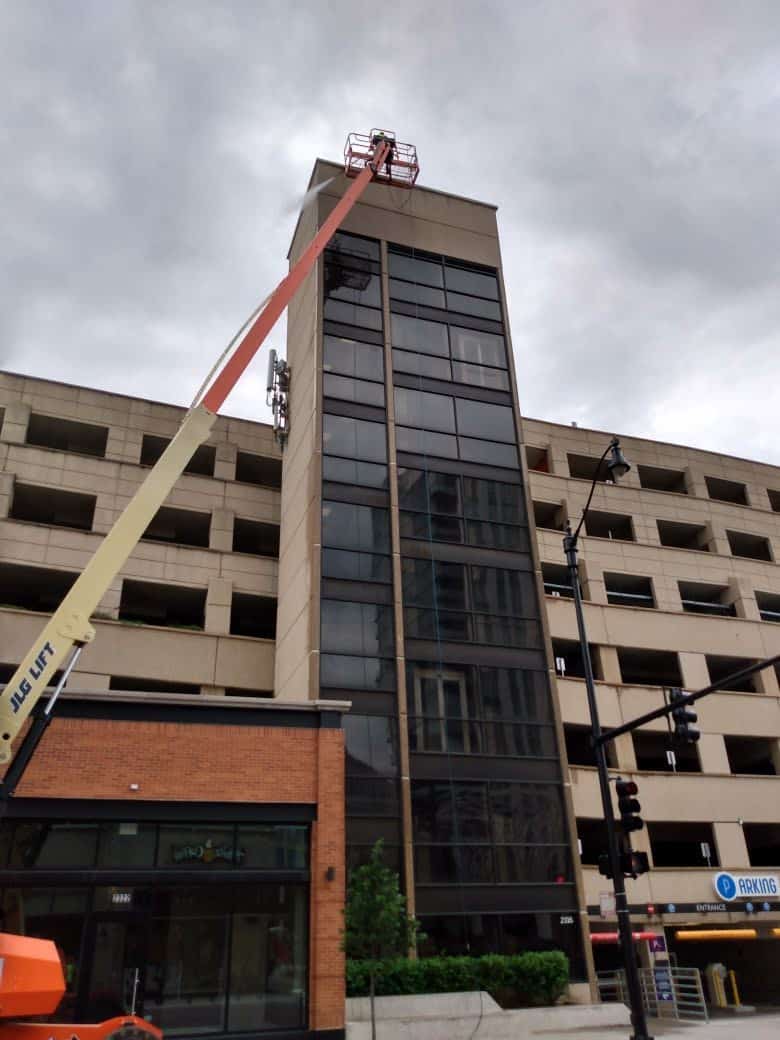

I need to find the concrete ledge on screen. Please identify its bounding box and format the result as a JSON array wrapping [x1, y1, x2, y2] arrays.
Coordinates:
[[346, 993, 629, 1039]]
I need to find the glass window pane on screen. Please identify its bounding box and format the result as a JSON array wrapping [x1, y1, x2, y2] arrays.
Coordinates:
[[404, 607, 471, 641], [323, 299, 383, 330], [452, 361, 510, 391], [323, 374, 384, 407], [489, 783, 566, 844], [495, 845, 569, 884], [320, 600, 394, 657], [344, 715, 399, 776], [400, 511, 463, 543], [390, 315, 449, 357], [412, 782, 454, 841], [320, 653, 396, 690], [463, 477, 525, 523], [392, 348, 452, 381], [466, 520, 528, 551], [228, 884, 307, 1031], [444, 265, 499, 300], [450, 326, 506, 367], [328, 231, 380, 260], [236, 825, 308, 871], [388, 252, 444, 287], [10, 822, 99, 868], [345, 777, 399, 816], [322, 414, 387, 463], [324, 260, 381, 308], [146, 886, 229, 1034], [455, 399, 516, 443], [445, 291, 502, 320], [472, 615, 541, 647], [389, 279, 446, 308], [396, 427, 458, 458], [322, 456, 388, 488], [479, 668, 551, 723], [397, 468, 428, 511], [322, 548, 392, 583], [470, 567, 536, 616], [321, 501, 390, 553], [458, 436, 518, 468], [395, 388, 455, 433], [157, 824, 237, 868], [324, 335, 384, 382], [97, 822, 156, 867]]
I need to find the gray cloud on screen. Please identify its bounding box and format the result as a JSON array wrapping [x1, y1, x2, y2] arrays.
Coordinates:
[[2, 1, 779, 462]]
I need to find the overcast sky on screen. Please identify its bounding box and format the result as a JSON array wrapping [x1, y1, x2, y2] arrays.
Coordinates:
[[2, 1, 779, 463]]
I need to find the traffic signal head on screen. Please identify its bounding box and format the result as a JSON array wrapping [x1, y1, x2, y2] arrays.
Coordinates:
[[616, 778, 644, 833], [621, 850, 650, 878], [670, 687, 700, 745]]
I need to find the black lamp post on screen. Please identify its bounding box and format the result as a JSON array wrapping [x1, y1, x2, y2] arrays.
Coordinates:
[[562, 437, 652, 1040]]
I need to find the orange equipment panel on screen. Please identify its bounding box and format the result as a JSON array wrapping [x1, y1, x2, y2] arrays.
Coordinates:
[[0, 1015, 163, 1040], [0, 934, 64, 1018]]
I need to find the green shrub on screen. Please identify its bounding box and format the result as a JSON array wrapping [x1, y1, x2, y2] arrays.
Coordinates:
[[346, 951, 569, 1006]]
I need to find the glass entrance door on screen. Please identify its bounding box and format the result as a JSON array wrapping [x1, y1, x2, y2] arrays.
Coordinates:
[[80, 913, 148, 1022]]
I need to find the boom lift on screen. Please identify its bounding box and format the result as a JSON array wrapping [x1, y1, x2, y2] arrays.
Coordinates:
[[0, 130, 418, 1038]]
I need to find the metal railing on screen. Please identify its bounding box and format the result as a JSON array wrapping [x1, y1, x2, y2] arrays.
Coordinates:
[[598, 967, 708, 1023]]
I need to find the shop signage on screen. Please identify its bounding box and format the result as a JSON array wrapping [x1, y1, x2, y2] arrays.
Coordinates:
[[648, 934, 667, 953], [713, 872, 780, 902], [172, 839, 246, 865]]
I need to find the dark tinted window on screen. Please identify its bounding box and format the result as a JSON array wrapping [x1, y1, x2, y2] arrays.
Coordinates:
[[389, 278, 445, 308], [395, 428, 458, 459], [323, 299, 382, 330], [444, 264, 500, 300], [470, 567, 536, 616], [450, 327, 506, 368], [322, 549, 392, 583], [388, 252, 444, 286], [328, 231, 380, 260], [393, 349, 452, 381], [394, 388, 455, 433], [455, 398, 515, 442], [451, 360, 510, 391], [320, 653, 396, 690], [445, 291, 502, 320], [344, 715, 399, 776], [391, 314, 449, 357], [459, 437, 517, 468], [324, 259, 381, 308], [322, 414, 387, 462], [323, 335, 384, 382], [402, 559, 468, 611], [463, 477, 524, 523], [321, 500, 390, 553], [322, 456, 388, 488], [323, 374, 384, 407], [320, 600, 394, 656]]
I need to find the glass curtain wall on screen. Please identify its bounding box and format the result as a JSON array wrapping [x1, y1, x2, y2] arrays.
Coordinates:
[[320, 231, 402, 876], [388, 245, 584, 976]]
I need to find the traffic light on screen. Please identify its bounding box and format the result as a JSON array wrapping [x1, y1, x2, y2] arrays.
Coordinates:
[[621, 850, 650, 878], [616, 778, 643, 833], [670, 687, 700, 745], [598, 850, 650, 879]]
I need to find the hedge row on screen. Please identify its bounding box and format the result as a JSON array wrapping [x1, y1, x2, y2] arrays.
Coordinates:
[[346, 951, 569, 1006]]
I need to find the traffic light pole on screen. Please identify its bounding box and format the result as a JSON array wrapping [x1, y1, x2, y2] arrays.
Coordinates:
[[564, 526, 652, 1040]]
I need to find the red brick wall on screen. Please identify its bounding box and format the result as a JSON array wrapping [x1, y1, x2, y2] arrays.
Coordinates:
[[8, 716, 346, 1033]]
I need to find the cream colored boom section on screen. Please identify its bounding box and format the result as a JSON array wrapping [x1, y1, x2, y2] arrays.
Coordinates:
[[0, 404, 217, 762]]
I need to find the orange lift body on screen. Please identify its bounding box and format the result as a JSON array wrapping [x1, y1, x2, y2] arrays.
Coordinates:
[[0, 130, 418, 1040], [0, 935, 162, 1040]]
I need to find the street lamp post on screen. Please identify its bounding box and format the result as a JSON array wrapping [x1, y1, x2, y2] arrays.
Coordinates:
[[561, 437, 652, 1040]]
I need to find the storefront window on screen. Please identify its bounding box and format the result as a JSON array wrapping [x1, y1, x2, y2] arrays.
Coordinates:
[[10, 821, 99, 868], [97, 822, 156, 868]]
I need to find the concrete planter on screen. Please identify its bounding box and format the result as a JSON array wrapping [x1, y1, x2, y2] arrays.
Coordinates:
[[346, 991, 629, 1038]]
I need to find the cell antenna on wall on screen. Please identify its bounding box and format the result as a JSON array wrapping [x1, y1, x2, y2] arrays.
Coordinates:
[[266, 350, 291, 450]]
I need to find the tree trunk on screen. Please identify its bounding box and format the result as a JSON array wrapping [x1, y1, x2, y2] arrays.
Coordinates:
[[369, 969, 376, 1040]]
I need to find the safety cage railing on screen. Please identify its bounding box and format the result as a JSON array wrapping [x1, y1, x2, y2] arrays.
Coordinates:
[[344, 129, 419, 187]]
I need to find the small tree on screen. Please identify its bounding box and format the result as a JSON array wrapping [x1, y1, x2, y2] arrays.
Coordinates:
[[342, 840, 422, 1040]]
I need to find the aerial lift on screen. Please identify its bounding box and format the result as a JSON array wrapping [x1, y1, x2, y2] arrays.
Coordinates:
[[0, 131, 418, 1039]]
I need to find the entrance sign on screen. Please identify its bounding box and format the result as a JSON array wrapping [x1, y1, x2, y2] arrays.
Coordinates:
[[713, 872, 779, 901]]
